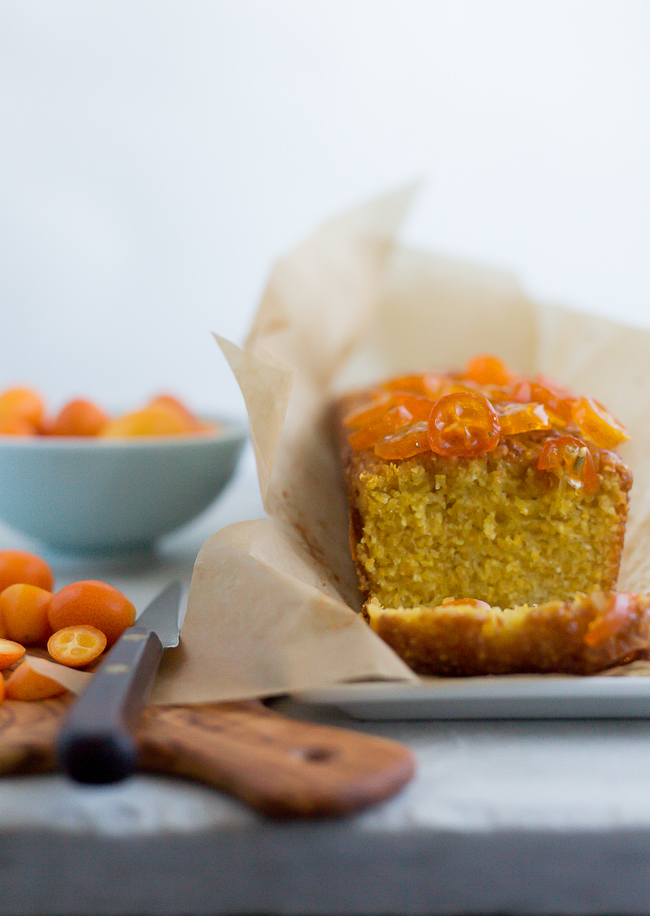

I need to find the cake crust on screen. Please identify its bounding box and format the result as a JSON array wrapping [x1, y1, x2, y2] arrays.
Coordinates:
[[366, 592, 650, 677]]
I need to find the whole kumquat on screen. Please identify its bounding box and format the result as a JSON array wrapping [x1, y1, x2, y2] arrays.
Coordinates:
[[0, 638, 26, 670], [47, 580, 135, 646], [148, 394, 215, 432], [0, 583, 52, 645], [0, 673, 5, 704], [100, 402, 199, 437], [0, 386, 45, 428], [0, 414, 36, 435], [45, 398, 110, 437], [48, 625, 107, 668], [4, 659, 67, 701], [0, 550, 55, 593]]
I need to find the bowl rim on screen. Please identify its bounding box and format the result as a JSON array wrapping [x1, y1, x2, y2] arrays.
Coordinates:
[[0, 416, 248, 451]]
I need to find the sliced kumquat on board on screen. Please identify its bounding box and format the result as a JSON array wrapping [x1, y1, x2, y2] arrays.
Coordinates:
[[48, 625, 107, 668], [572, 396, 630, 450], [0, 550, 55, 593], [0, 583, 52, 645], [48, 580, 135, 646], [4, 659, 67, 701], [0, 638, 26, 670], [428, 392, 501, 458]]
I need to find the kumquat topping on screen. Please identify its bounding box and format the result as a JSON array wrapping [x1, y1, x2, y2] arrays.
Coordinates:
[[344, 355, 630, 492], [428, 392, 500, 458]]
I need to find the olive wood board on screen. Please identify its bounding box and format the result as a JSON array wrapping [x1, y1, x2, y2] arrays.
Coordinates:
[[0, 696, 415, 819]]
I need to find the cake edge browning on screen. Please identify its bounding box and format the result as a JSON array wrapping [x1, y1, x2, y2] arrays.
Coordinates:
[[366, 592, 650, 676]]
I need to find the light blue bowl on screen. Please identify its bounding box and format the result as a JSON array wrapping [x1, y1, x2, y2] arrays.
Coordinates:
[[0, 420, 248, 555]]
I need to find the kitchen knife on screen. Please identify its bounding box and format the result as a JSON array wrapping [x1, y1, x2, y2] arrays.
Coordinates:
[[57, 581, 182, 785]]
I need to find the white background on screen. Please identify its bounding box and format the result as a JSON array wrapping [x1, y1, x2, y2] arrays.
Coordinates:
[[1, 0, 649, 420]]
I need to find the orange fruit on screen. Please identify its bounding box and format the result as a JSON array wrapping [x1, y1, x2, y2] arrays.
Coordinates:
[[0, 550, 55, 593], [0, 414, 36, 435], [45, 398, 110, 437], [48, 624, 107, 668], [4, 660, 67, 700], [0, 387, 45, 427], [0, 584, 52, 645], [0, 638, 26, 670], [48, 580, 135, 646]]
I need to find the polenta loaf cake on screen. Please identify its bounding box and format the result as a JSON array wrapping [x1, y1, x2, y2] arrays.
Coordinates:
[[334, 354, 649, 675]]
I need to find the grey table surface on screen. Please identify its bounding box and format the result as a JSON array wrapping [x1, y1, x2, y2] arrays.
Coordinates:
[[2, 446, 650, 916]]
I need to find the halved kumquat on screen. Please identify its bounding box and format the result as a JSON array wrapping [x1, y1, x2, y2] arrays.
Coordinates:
[[48, 625, 107, 668], [4, 659, 67, 701], [0, 638, 26, 670], [48, 580, 135, 646]]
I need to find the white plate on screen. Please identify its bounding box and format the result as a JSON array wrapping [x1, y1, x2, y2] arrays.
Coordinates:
[[296, 674, 650, 720]]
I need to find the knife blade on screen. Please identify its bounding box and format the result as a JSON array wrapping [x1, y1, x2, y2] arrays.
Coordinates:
[[57, 581, 182, 785]]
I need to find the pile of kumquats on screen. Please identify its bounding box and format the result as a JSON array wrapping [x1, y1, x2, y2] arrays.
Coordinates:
[[0, 385, 218, 437], [0, 550, 136, 703]]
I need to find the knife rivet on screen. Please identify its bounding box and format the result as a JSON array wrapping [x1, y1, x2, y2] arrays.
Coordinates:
[[105, 663, 130, 674], [123, 633, 146, 641]]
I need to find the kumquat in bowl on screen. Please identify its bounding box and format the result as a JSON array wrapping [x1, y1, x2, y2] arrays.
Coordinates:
[[0, 388, 248, 554]]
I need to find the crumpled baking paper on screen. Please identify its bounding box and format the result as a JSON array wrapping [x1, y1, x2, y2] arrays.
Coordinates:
[[35, 186, 650, 703]]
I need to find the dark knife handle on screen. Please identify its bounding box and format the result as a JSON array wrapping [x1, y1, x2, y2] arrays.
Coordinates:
[[57, 627, 163, 784]]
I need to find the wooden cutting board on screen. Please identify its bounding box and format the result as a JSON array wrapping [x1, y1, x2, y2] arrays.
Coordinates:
[[0, 696, 415, 818]]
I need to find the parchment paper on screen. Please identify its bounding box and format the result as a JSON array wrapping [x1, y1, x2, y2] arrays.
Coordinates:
[[34, 187, 650, 702], [148, 187, 650, 704]]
